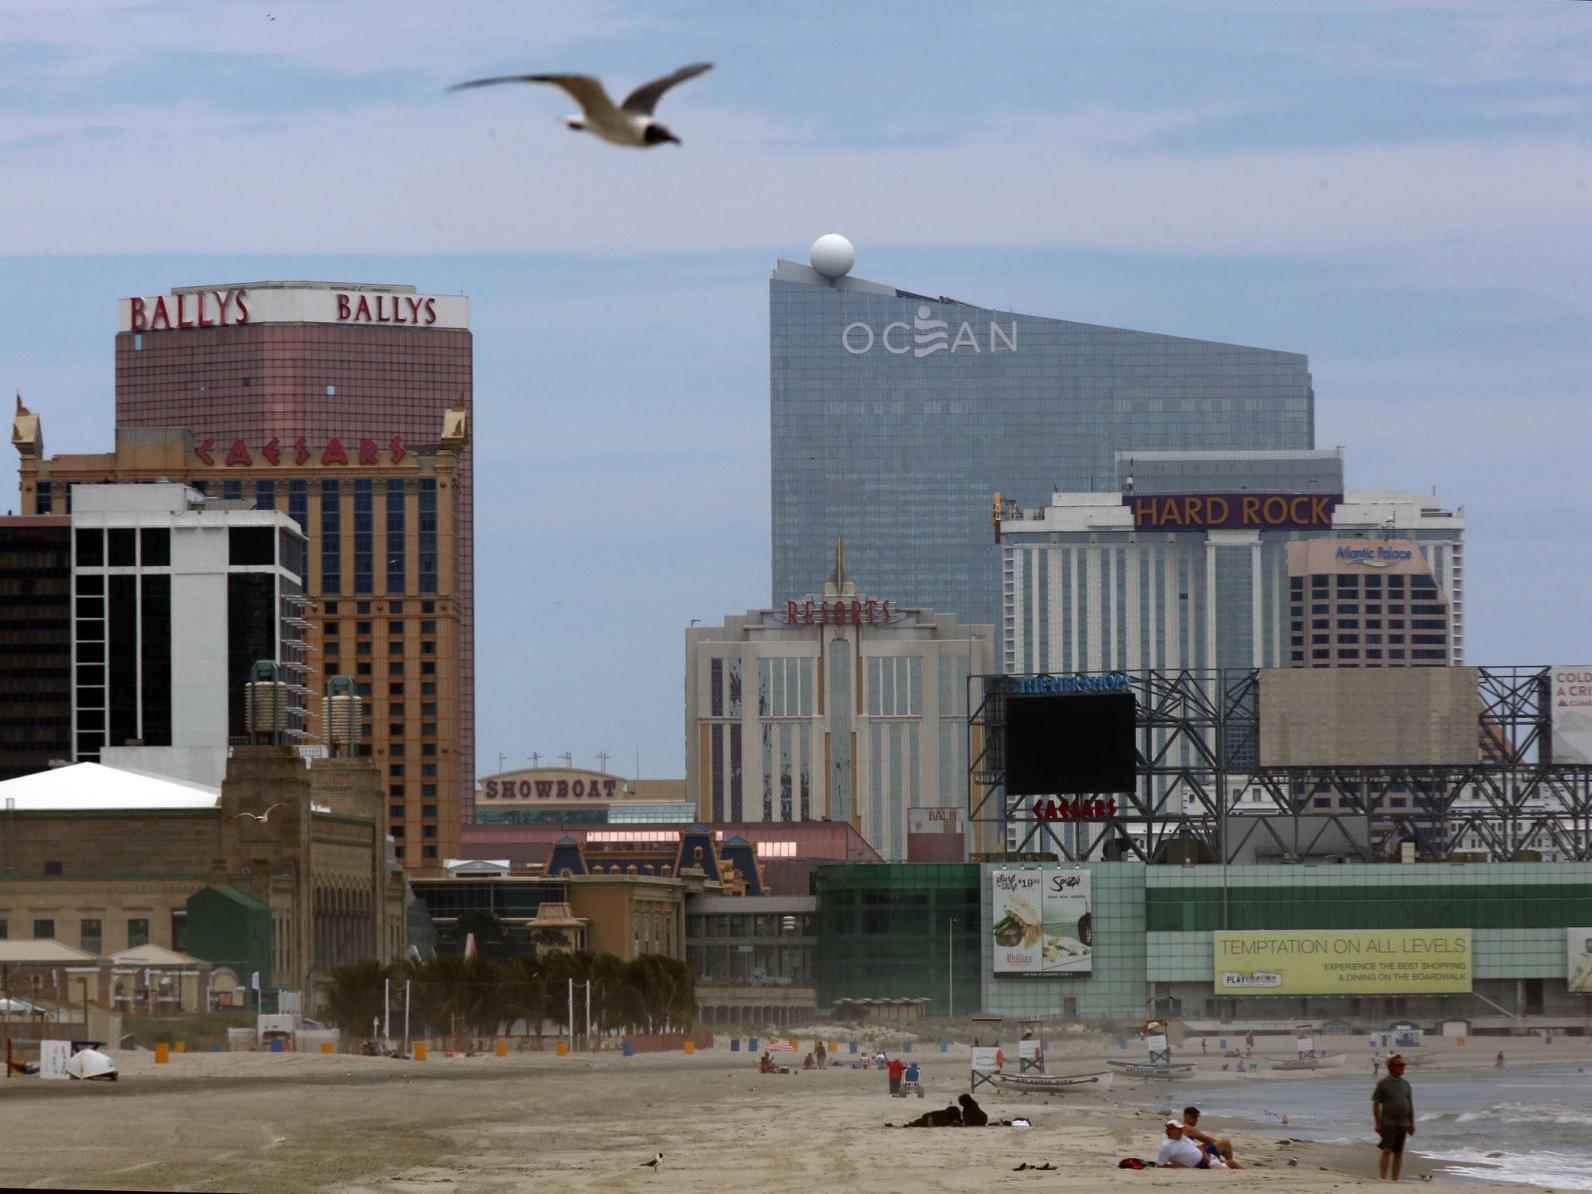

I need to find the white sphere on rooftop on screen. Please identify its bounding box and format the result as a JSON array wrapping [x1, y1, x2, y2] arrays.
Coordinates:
[[810, 234, 855, 279]]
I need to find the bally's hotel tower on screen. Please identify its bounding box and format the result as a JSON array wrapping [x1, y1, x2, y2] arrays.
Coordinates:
[[769, 240, 1318, 637]]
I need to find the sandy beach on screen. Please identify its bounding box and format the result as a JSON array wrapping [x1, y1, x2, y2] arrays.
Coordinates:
[[0, 1032, 1577, 1193]]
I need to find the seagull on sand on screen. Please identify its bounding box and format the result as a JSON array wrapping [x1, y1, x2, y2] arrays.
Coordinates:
[[449, 63, 712, 147], [640, 1152, 664, 1172], [231, 802, 285, 823]]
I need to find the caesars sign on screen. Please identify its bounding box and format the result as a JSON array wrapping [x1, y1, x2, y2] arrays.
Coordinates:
[[991, 868, 1093, 976], [1213, 930, 1472, 996]]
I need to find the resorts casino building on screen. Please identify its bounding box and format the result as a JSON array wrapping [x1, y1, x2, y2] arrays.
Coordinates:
[[13, 281, 473, 871], [769, 242, 1317, 631]]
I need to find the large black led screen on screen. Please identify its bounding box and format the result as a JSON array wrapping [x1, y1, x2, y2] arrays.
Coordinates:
[[1004, 693, 1137, 796]]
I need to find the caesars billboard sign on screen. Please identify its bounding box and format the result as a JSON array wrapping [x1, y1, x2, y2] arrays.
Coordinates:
[[991, 868, 1092, 976], [1213, 930, 1471, 996], [1550, 666, 1592, 765]]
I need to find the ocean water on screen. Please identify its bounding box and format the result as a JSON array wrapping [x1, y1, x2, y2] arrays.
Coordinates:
[[1129, 1067, 1592, 1187]]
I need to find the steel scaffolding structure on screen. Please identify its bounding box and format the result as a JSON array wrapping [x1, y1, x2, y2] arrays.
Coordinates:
[[968, 666, 1592, 863]]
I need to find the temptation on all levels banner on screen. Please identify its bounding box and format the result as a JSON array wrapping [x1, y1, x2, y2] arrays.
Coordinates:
[[1213, 930, 1472, 995], [991, 868, 1093, 976]]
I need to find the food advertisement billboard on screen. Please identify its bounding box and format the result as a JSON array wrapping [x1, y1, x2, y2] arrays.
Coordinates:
[[991, 868, 1092, 976], [1213, 929, 1471, 995]]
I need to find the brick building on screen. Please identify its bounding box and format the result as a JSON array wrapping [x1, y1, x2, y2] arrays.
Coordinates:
[[0, 748, 405, 1010], [14, 392, 469, 869]]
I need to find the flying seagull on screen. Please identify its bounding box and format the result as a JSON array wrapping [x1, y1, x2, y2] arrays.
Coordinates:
[[449, 63, 712, 147], [640, 1152, 663, 1171], [231, 802, 285, 823]]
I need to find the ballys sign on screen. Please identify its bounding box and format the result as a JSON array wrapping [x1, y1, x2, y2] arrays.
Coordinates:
[[119, 286, 468, 333], [842, 305, 1018, 357]]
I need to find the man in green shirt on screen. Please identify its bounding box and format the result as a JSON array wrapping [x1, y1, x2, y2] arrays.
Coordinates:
[[1371, 1053, 1415, 1181]]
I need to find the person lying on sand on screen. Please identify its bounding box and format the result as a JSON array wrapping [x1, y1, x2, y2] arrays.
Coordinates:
[[958, 1093, 990, 1127], [1182, 1106, 1241, 1168], [1158, 1120, 1228, 1169], [896, 1105, 963, 1128]]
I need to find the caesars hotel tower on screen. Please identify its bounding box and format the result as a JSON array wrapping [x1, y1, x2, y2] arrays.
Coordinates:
[[20, 281, 473, 870]]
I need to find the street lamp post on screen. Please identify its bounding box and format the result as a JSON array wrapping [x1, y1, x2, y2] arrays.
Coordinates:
[[948, 916, 956, 1020]]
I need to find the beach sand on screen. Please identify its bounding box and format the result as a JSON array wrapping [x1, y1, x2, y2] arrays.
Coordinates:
[[0, 1033, 1573, 1192]]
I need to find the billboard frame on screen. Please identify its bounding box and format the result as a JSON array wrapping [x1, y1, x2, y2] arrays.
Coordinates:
[[968, 666, 1592, 864]]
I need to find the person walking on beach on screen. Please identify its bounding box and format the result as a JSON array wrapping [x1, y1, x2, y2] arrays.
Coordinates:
[[886, 1056, 907, 1096], [1495, 1050, 1505, 1069], [1372, 1053, 1415, 1181]]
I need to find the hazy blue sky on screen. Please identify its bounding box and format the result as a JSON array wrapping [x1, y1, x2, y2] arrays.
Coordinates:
[[3, 0, 1590, 779]]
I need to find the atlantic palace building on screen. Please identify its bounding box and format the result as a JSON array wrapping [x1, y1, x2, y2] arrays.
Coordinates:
[[12, 281, 474, 871]]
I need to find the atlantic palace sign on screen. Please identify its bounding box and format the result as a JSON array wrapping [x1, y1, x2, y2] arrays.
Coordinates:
[[1125, 493, 1341, 532]]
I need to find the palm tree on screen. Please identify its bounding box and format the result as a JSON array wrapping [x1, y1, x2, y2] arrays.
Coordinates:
[[317, 959, 393, 1035]]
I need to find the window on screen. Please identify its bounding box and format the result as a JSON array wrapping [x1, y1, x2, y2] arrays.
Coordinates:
[[418, 480, 438, 593], [390, 703, 406, 717], [422, 723, 436, 737], [140, 528, 171, 566], [389, 683, 405, 696], [320, 480, 341, 592], [421, 682, 436, 695], [357, 621, 372, 634], [34, 481, 52, 514], [422, 601, 435, 613], [75, 528, 104, 566], [324, 600, 339, 615], [354, 478, 374, 593], [0, 919, 6, 939], [127, 918, 149, 947], [388, 620, 403, 635], [422, 825, 437, 838], [421, 764, 436, 777], [422, 846, 437, 859], [421, 702, 436, 716], [389, 663, 404, 675], [223, 479, 243, 503], [43, 859, 62, 875], [421, 620, 436, 635], [422, 784, 437, 798], [390, 601, 404, 614], [421, 804, 437, 818], [80, 918, 102, 953], [386, 478, 406, 594], [390, 764, 405, 777], [421, 662, 434, 675], [421, 743, 436, 756], [390, 804, 405, 818], [390, 784, 405, 797]]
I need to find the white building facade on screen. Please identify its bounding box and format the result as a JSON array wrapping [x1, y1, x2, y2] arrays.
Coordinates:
[[998, 453, 1464, 676], [72, 484, 308, 785], [686, 558, 995, 861]]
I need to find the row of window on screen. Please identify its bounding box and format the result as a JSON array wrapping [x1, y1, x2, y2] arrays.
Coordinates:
[[0, 915, 150, 950]]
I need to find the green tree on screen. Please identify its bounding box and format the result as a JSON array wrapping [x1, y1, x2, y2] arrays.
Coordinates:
[[316, 959, 393, 1035]]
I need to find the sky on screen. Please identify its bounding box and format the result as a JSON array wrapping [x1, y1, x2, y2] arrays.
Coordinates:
[[2, 0, 1590, 780]]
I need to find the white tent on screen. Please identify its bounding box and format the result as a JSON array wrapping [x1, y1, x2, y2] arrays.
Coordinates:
[[0, 762, 218, 810]]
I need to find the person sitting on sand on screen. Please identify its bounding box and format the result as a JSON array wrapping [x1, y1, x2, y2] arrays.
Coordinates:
[[900, 1104, 962, 1128], [1182, 1107, 1241, 1168], [1158, 1120, 1227, 1170], [958, 1093, 989, 1127]]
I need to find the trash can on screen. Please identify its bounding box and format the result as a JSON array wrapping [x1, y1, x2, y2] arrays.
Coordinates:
[[622, 1039, 635, 1057]]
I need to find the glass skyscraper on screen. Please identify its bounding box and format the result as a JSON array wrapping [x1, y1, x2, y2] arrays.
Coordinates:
[[770, 255, 1317, 630]]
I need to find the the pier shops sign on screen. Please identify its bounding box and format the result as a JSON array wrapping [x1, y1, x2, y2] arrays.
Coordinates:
[[1012, 673, 1130, 695]]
